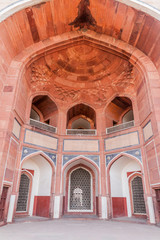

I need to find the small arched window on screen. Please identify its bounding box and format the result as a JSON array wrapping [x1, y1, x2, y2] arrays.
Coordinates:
[[67, 104, 96, 129]]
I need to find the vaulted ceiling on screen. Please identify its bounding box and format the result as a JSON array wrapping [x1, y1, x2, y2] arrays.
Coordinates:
[[1, 0, 160, 72], [0, 0, 160, 112]]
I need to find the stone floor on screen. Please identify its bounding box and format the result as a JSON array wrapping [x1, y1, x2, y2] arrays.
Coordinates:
[[0, 218, 160, 240], [112, 216, 147, 224], [13, 216, 49, 223]]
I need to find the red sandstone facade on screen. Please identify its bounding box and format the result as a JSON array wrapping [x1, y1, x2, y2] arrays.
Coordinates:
[[0, 0, 160, 225]]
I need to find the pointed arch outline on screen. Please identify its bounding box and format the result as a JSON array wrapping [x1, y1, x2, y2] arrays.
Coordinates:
[[106, 152, 144, 206], [16, 170, 33, 214], [106, 152, 145, 218], [21, 150, 56, 171], [18, 150, 56, 217], [128, 172, 147, 216], [61, 155, 101, 199], [26, 91, 59, 124], [103, 93, 135, 115], [67, 165, 94, 213], [20, 150, 56, 196], [107, 152, 143, 172], [66, 101, 97, 115], [66, 102, 97, 129], [10, 30, 159, 126], [103, 94, 138, 126]]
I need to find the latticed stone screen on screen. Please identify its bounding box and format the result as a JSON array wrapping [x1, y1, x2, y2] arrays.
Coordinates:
[[16, 174, 30, 212], [69, 168, 91, 211], [132, 176, 146, 214]]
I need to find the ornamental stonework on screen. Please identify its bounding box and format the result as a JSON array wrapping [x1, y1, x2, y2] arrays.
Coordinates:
[[28, 44, 138, 106]]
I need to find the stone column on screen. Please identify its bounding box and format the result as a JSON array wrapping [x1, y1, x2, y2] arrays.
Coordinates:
[[96, 108, 108, 219], [53, 107, 66, 218]]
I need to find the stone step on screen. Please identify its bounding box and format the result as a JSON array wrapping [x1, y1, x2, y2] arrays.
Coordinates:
[[62, 214, 99, 220]]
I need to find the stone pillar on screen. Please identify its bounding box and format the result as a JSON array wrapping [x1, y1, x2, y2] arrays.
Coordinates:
[[53, 107, 66, 218], [53, 149, 63, 219], [96, 108, 108, 219], [57, 108, 67, 135]]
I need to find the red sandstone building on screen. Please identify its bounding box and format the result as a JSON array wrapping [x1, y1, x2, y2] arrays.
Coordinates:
[[0, 0, 160, 226]]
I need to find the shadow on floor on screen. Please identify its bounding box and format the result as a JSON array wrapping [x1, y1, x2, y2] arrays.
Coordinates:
[[112, 216, 147, 224], [13, 215, 149, 225], [62, 214, 98, 220], [13, 216, 49, 223]]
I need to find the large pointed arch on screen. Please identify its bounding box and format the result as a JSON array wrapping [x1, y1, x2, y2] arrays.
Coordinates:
[[62, 156, 100, 216], [21, 151, 56, 171], [17, 152, 56, 218], [107, 153, 146, 218]]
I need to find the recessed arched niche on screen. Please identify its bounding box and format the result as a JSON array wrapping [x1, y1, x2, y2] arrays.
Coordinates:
[[30, 95, 58, 127], [67, 103, 96, 130], [105, 96, 134, 128]]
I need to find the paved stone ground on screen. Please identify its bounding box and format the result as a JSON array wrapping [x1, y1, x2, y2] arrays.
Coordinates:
[[0, 219, 160, 240]]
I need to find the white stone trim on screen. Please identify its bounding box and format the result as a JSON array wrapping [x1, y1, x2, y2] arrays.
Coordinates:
[[0, 0, 50, 23], [101, 196, 108, 219], [116, 0, 160, 21], [0, 0, 160, 23], [7, 195, 16, 223], [54, 195, 60, 219], [147, 196, 156, 224], [151, 183, 160, 186]]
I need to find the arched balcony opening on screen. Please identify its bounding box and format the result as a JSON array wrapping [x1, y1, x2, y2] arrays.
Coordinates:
[[66, 104, 96, 135], [29, 95, 58, 134], [105, 97, 134, 134]]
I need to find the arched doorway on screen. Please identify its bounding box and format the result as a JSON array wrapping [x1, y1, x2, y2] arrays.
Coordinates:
[[69, 168, 92, 212], [16, 154, 54, 218], [109, 155, 146, 218], [16, 173, 31, 213], [63, 158, 99, 216], [131, 176, 146, 215]]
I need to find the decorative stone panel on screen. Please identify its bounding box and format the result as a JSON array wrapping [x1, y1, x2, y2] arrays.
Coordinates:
[[63, 139, 99, 152], [105, 131, 139, 151], [24, 129, 58, 150], [143, 121, 153, 142], [63, 155, 100, 167]]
